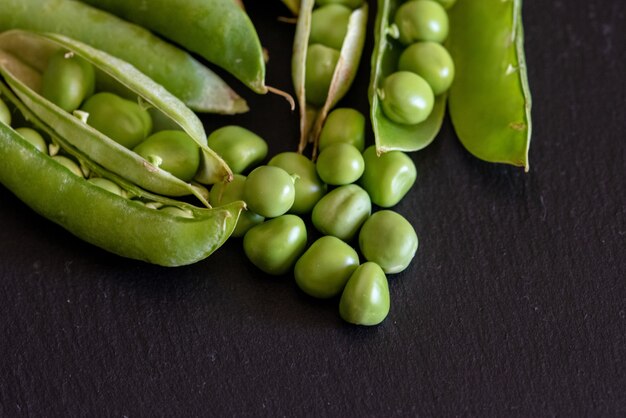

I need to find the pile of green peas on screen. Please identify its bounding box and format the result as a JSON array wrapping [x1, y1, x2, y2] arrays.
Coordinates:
[[379, 0, 456, 125]]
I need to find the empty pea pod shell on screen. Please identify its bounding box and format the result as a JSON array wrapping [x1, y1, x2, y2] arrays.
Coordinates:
[[447, 0, 531, 170]]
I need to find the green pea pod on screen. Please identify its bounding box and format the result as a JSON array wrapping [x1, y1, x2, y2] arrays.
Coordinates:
[[0, 30, 233, 204], [281, 0, 300, 15], [447, 0, 531, 170], [369, 0, 447, 153], [0, 0, 247, 114], [81, 0, 268, 95], [293, 0, 368, 156]]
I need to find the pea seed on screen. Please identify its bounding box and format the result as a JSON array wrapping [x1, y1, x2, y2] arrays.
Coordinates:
[[339, 262, 390, 326], [310, 4, 352, 50], [133, 130, 200, 182], [312, 184, 371, 241], [360, 146, 417, 207], [398, 42, 455, 95], [380, 71, 434, 125], [207, 126, 268, 174], [15, 127, 47, 154], [433, 0, 456, 10], [316, 142, 364, 185], [88, 177, 124, 197], [52, 155, 83, 177], [41, 49, 95, 112], [305, 44, 340, 106], [159, 206, 194, 218], [394, 0, 449, 45], [243, 166, 295, 218], [0, 97, 11, 126], [318, 108, 365, 152], [210, 175, 264, 238]]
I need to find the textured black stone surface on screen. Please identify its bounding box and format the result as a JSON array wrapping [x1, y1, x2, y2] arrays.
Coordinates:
[[0, 1, 624, 416]]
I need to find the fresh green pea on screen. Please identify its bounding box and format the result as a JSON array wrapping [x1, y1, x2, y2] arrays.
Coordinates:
[[80, 92, 152, 149], [312, 184, 371, 241], [40, 49, 95, 112], [394, 0, 449, 45], [15, 127, 47, 154], [294, 235, 359, 298], [318, 108, 365, 152], [243, 215, 308, 275], [398, 42, 455, 96], [339, 262, 390, 326], [359, 210, 418, 274], [310, 4, 352, 51], [88, 177, 124, 197], [0, 97, 10, 126], [243, 166, 295, 218], [316, 142, 364, 185], [159, 206, 194, 218], [268, 152, 326, 215], [360, 146, 416, 208], [133, 130, 200, 182], [380, 71, 434, 125], [52, 155, 83, 177], [433, 0, 456, 10], [210, 174, 264, 237], [305, 44, 341, 107], [207, 126, 268, 174], [315, 0, 362, 9]]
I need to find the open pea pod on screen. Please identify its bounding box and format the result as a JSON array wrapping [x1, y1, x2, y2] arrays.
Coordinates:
[[369, 0, 447, 154], [0, 30, 233, 205], [447, 0, 531, 170], [293, 0, 368, 156]]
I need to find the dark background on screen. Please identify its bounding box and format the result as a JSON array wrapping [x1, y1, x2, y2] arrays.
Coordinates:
[[1, 0, 624, 416]]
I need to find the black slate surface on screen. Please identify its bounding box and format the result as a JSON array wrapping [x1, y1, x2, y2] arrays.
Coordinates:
[[1, 1, 624, 416]]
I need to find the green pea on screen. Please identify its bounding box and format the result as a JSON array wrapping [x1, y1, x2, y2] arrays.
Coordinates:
[[316, 142, 364, 185], [305, 44, 340, 106], [159, 206, 194, 218], [80, 92, 152, 149], [41, 49, 95, 112], [394, 0, 449, 45], [315, 0, 362, 9], [52, 155, 83, 177], [312, 184, 371, 242], [360, 146, 417, 207], [398, 42, 455, 95], [380, 71, 434, 125], [88, 177, 124, 197], [243, 166, 295, 218], [339, 262, 390, 326], [243, 215, 308, 275], [210, 174, 264, 237], [318, 108, 365, 152], [433, 0, 456, 10], [0, 97, 10, 126], [309, 4, 352, 50], [268, 152, 326, 215], [294, 235, 359, 298], [15, 127, 47, 154], [133, 130, 200, 182], [359, 210, 418, 274], [207, 125, 268, 174]]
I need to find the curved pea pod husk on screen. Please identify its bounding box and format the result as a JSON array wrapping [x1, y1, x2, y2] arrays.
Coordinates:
[[293, 0, 368, 156], [369, 0, 447, 154], [447, 0, 531, 170], [0, 30, 233, 206]]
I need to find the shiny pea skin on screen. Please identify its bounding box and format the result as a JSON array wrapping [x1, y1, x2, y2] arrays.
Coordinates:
[[243, 214, 307, 275], [312, 184, 371, 241], [394, 0, 449, 45], [380, 71, 434, 125], [81, 92, 152, 149], [15, 127, 47, 154], [399, 42, 455, 96], [360, 146, 416, 207], [268, 152, 326, 214], [133, 130, 200, 182], [41, 49, 95, 112], [0, 97, 10, 125], [359, 210, 418, 274], [243, 166, 295, 218], [305, 44, 341, 107], [294, 235, 359, 298], [318, 108, 365, 152], [88, 177, 124, 197], [310, 4, 352, 50], [315, 0, 362, 9], [52, 155, 83, 177], [210, 174, 264, 237], [207, 125, 268, 174], [316, 142, 364, 185], [339, 262, 390, 326]]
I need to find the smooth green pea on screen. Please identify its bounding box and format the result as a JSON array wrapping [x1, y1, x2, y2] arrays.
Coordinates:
[[394, 0, 449, 45], [294, 235, 359, 298], [315, 0, 362, 9], [88, 177, 124, 197], [81, 92, 152, 149], [399, 42, 455, 95], [316, 143, 364, 185], [318, 108, 365, 152], [359, 210, 418, 274], [243, 215, 307, 275], [305, 44, 340, 106], [268, 152, 326, 215], [41, 49, 95, 112], [210, 174, 264, 237], [133, 130, 200, 182], [243, 166, 295, 218], [52, 155, 83, 177], [159, 206, 194, 218], [310, 4, 352, 51], [15, 127, 47, 154], [312, 184, 371, 241], [380, 71, 434, 125], [360, 146, 417, 207], [339, 262, 390, 326], [0, 97, 10, 126], [434, 0, 457, 10], [207, 126, 268, 174]]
